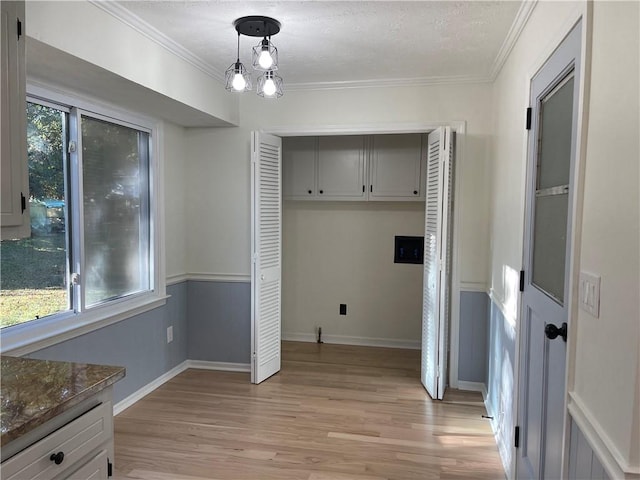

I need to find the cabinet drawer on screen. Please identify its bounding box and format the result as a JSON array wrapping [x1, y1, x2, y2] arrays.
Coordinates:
[[2, 402, 112, 480], [62, 449, 108, 480]]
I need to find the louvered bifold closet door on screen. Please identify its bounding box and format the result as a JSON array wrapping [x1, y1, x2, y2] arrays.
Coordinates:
[[421, 126, 453, 400], [251, 132, 282, 384]]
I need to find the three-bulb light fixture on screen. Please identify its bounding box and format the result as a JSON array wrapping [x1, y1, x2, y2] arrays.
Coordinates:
[[225, 16, 284, 98]]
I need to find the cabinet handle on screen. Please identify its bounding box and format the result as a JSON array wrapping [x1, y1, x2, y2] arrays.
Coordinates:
[[413, 190, 418, 195], [308, 190, 312, 194], [319, 190, 324, 194], [50, 452, 65, 465]]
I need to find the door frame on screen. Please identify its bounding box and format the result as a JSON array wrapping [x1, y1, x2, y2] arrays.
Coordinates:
[[512, 5, 592, 479], [266, 121, 466, 390]]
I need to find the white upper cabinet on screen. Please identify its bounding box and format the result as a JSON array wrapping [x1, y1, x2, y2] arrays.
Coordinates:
[[1, 0, 29, 239], [317, 135, 366, 200], [283, 136, 317, 199], [282, 133, 426, 202], [369, 134, 425, 201]]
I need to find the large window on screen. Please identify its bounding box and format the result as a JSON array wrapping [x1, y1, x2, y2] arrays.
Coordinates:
[[0, 95, 160, 349]]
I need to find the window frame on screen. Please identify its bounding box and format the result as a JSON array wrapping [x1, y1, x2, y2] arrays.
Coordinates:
[[1, 83, 166, 356]]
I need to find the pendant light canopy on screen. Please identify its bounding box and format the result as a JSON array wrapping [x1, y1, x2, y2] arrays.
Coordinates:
[[226, 16, 284, 98]]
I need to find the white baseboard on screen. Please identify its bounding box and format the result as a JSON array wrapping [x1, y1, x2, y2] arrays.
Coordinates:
[[113, 360, 250, 415], [187, 360, 251, 372], [568, 392, 640, 478], [113, 360, 189, 415], [283, 332, 421, 350]]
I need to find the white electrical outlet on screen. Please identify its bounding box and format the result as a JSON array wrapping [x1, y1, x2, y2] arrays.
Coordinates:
[[579, 272, 601, 318], [167, 325, 174, 343]]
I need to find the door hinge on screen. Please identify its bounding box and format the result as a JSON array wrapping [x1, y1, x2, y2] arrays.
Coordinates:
[[526, 107, 532, 130], [17, 18, 22, 40], [20, 193, 26, 213], [519, 270, 525, 292], [514, 426, 520, 448], [107, 458, 113, 477]]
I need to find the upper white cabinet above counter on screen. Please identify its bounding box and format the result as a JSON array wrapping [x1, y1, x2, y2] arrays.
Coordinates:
[[283, 134, 426, 202], [1, 0, 29, 239]]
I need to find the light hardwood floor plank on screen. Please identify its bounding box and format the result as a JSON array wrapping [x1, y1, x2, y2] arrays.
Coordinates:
[[114, 341, 504, 479]]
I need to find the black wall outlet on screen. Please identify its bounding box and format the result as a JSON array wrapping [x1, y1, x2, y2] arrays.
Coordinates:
[[339, 304, 347, 315]]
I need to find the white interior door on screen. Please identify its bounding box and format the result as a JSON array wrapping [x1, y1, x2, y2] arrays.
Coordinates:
[[251, 131, 282, 384], [421, 126, 453, 400], [517, 22, 581, 480]]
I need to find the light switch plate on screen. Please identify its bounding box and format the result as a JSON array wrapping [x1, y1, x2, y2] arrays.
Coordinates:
[[579, 272, 600, 318]]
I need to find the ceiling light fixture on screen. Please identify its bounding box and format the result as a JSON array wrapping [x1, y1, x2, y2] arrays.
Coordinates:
[[224, 31, 252, 92], [226, 16, 284, 98], [257, 70, 284, 98]]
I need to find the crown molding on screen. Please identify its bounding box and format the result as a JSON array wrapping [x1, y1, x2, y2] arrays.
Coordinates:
[[88, 0, 224, 82], [488, 0, 538, 81], [285, 74, 492, 91]]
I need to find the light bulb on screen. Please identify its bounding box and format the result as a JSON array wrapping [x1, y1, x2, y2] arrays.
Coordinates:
[[263, 77, 277, 96], [232, 72, 246, 91], [258, 49, 274, 70]]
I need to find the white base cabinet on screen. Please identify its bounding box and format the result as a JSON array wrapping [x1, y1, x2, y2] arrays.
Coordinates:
[[1, 389, 115, 480], [283, 133, 426, 202]]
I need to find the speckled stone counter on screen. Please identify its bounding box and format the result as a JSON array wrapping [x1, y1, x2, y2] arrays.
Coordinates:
[[0, 356, 125, 447]]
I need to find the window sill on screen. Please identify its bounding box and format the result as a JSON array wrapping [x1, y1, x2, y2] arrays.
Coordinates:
[[0, 293, 169, 357]]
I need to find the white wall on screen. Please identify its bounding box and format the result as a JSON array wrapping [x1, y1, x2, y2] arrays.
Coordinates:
[[489, 0, 640, 476], [571, 1, 639, 471], [185, 83, 493, 288], [489, 1, 584, 318], [25, 1, 237, 126], [282, 202, 425, 345], [163, 122, 188, 280]]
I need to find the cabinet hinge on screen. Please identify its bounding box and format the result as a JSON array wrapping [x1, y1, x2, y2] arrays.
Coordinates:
[[514, 426, 520, 448], [526, 107, 532, 130], [107, 458, 113, 477], [519, 270, 525, 292], [17, 18, 22, 40], [21, 193, 26, 213]]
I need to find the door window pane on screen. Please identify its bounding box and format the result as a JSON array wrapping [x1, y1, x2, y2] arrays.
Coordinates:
[[1, 103, 70, 327], [532, 193, 568, 303], [81, 116, 150, 307], [537, 75, 574, 190]]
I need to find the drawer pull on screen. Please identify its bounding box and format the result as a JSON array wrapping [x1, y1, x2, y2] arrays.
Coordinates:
[[50, 451, 65, 465]]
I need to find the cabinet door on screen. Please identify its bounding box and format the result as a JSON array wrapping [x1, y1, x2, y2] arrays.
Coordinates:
[[1, 0, 29, 239], [370, 133, 423, 201], [317, 135, 366, 199], [283, 136, 317, 200]]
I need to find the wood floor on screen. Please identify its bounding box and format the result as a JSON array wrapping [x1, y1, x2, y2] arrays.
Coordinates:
[[113, 342, 504, 480]]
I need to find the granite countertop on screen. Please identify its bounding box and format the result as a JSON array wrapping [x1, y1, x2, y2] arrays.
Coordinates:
[[0, 356, 125, 447]]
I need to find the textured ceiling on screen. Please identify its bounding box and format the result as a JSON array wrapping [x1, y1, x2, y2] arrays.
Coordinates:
[[113, 1, 523, 87]]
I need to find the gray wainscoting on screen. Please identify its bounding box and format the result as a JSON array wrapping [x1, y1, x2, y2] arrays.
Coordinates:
[[486, 296, 517, 471], [187, 281, 251, 364], [28, 283, 188, 404], [568, 418, 610, 480], [458, 291, 489, 383]]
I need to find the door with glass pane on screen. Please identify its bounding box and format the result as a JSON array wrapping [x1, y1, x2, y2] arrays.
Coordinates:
[[517, 22, 581, 480]]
